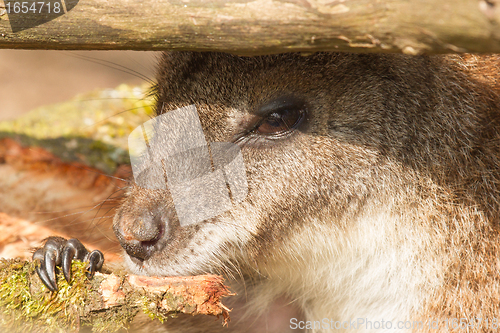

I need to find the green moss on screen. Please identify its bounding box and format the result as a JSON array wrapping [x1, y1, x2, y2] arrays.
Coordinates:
[[141, 296, 169, 324], [0, 83, 155, 173], [0, 259, 210, 332], [0, 259, 138, 333], [89, 305, 137, 333], [0, 259, 89, 332]]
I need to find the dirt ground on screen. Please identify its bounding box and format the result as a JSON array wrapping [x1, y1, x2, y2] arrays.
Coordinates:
[[0, 50, 159, 121]]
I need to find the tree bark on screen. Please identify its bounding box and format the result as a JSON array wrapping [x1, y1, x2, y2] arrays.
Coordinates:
[[0, 0, 500, 55], [0, 259, 231, 332]]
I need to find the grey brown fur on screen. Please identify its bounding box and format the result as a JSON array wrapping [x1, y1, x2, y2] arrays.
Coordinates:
[[38, 52, 500, 332], [111, 52, 500, 332]]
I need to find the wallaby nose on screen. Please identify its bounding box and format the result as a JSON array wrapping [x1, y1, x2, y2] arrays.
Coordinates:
[[113, 212, 166, 261]]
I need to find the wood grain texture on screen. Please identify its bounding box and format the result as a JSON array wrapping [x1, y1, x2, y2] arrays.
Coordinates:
[[0, 0, 499, 54]]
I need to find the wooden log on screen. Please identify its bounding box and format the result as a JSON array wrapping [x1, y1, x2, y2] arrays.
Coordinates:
[[0, 0, 500, 54], [0, 259, 231, 332]]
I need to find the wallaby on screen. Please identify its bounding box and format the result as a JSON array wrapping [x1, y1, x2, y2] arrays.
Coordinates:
[[34, 52, 500, 332]]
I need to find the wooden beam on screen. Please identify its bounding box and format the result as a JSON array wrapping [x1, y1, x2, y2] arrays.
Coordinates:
[[1, 0, 500, 55]]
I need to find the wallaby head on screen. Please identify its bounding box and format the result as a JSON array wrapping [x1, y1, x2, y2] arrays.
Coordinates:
[[112, 52, 500, 332]]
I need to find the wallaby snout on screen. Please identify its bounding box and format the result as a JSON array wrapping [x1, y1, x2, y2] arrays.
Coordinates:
[[113, 190, 178, 262], [114, 209, 165, 261]]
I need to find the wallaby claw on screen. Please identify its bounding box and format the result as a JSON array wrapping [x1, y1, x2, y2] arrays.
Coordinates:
[[32, 237, 104, 292], [86, 249, 105, 279]]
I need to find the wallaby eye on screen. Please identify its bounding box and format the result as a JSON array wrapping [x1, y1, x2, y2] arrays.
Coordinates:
[[255, 101, 306, 136]]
